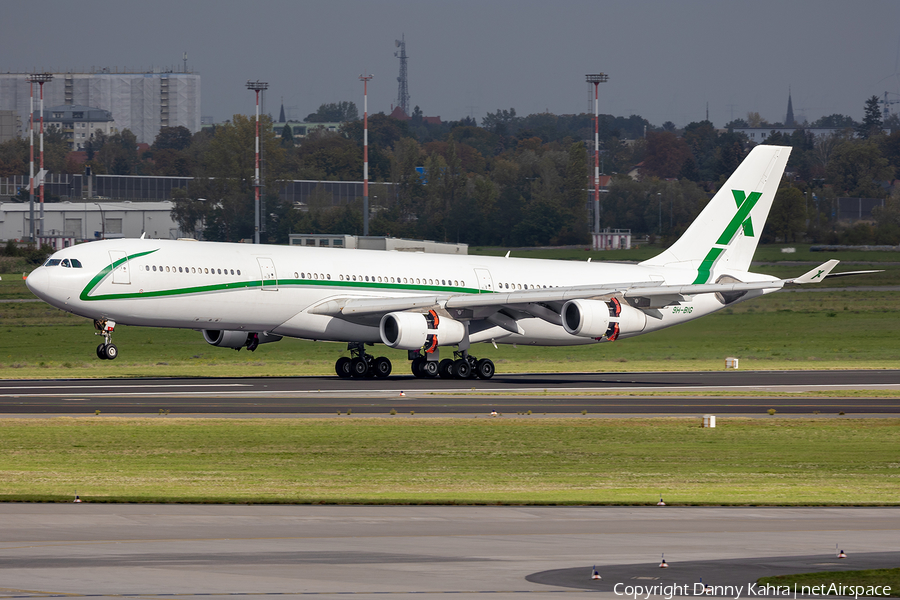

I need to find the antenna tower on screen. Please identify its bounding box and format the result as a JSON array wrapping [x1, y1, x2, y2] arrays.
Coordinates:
[[394, 35, 410, 114]]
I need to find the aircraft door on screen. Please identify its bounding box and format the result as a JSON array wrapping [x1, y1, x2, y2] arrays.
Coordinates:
[[474, 268, 494, 293], [109, 250, 130, 285], [257, 257, 278, 290]]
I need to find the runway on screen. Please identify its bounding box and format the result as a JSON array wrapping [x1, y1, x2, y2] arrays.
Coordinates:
[[0, 370, 898, 415], [1, 505, 898, 599]]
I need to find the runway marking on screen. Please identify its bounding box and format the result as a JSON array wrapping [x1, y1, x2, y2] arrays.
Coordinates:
[[1, 383, 899, 399], [0, 384, 251, 391]]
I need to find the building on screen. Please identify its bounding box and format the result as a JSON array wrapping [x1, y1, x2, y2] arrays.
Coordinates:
[[0, 110, 21, 143], [730, 126, 854, 142], [0, 201, 184, 249], [0, 70, 200, 144], [289, 234, 467, 254], [38, 105, 115, 150]]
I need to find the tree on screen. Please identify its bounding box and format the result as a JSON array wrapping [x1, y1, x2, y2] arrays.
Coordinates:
[[810, 114, 855, 129], [152, 126, 192, 151], [826, 139, 894, 197], [642, 131, 691, 179], [857, 95, 884, 139], [281, 123, 294, 147], [305, 101, 358, 123], [766, 186, 806, 242]]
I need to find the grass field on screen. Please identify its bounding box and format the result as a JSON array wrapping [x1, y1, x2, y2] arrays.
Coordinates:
[[2, 287, 899, 378], [0, 417, 897, 505], [758, 569, 900, 597], [2, 244, 897, 379]]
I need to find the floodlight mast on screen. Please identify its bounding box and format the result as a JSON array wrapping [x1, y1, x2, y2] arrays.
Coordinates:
[[359, 73, 373, 237], [586, 73, 608, 245], [246, 80, 268, 244], [27, 73, 52, 243]]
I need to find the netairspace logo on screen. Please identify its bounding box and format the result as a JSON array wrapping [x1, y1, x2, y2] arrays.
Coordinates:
[[612, 582, 892, 599]]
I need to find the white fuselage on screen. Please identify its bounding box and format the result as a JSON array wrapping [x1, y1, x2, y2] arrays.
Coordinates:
[[25, 238, 777, 349]]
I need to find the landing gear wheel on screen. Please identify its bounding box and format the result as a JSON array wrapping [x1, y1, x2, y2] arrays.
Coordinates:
[[350, 357, 369, 378], [373, 356, 392, 378], [335, 356, 351, 378], [422, 360, 439, 378], [475, 358, 495, 379], [411, 356, 426, 378], [103, 344, 118, 360], [453, 358, 471, 379], [97, 343, 108, 360], [438, 358, 454, 379]]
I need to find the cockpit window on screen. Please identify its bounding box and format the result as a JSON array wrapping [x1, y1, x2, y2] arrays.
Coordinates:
[[70, 259, 82, 268], [61, 259, 71, 267], [44, 259, 61, 267]]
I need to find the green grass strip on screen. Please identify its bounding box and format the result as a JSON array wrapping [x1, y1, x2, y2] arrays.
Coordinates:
[[1, 417, 899, 505]]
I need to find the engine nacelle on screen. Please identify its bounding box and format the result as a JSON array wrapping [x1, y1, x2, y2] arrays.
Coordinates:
[[202, 330, 282, 350], [562, 299, 610, 338], [561, 298, 647, 340], [379, 310, 466, 351]]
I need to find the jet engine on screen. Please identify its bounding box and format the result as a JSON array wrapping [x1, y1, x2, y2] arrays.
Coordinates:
[[379, 310, 466, 351], [202, 330, 282, 351], [561, 298, 646, 341]]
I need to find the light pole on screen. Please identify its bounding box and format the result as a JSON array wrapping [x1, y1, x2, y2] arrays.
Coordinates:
[[246, 80, 268, 244], [27, 73, 52, 243], [658, 192, 662, 235], [586, 73, 608, 245], [359, 73, 373, 237]]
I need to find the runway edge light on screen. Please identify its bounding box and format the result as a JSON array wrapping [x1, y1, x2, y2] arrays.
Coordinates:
[[837, 544, 847, 558], [657, 494, 666, 506], [659, 553, 668, 568], [74, 491, 82, 503], [591, 566, 601, 580]]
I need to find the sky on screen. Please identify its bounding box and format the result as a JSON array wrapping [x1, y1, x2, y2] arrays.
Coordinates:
[[6, 0, 900, 129]]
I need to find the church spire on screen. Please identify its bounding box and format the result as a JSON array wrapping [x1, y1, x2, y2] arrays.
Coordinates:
[[279, 97, 286, 123], [785, 89, 794, 127]]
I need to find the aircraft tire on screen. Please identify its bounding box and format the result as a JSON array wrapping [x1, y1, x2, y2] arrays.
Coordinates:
[[475, 358, 495, 379], [350, 357, 369, 378], [453, 358, 471, 379], [411, 356, 426, 378], [438, 358, 454, 378], [97, 343, 108, 360], [422, 360, 439, 378], [335, 357, 352, 378], [104, 344, 118, 360], [373, 356, 392, 378]]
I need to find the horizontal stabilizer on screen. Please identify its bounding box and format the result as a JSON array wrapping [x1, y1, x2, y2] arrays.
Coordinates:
[[789, 260, 839, 284]]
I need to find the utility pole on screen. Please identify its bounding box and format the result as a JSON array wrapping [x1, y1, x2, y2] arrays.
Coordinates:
[[359, 73, 373, 237], [585, 73, 608, 248], [246, 80, 268, 244]]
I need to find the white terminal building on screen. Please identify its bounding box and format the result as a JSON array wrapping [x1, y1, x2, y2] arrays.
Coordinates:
[[0, 70, 200, 144]]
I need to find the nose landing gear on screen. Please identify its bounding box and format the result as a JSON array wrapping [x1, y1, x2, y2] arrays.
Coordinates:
[[93, 319, 118, 360]]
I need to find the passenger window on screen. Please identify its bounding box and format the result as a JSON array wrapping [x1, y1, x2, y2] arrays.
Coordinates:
[[230, 269, 234, 275], [152, 265, 157, 271], [327, 274, 331, 280], [146, 265, 150, 271], [314, 273, 318, 280], [237, 270, 241, 275], [204, 268, 209, 274]]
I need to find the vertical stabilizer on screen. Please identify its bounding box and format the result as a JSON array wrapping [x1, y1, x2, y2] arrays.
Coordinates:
[[641, 145, 791, 280]]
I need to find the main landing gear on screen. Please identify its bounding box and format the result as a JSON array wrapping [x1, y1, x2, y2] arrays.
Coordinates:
[[94, 319, 118, 360], [335, 342, 392, 379], [411, 349, 494, 380]]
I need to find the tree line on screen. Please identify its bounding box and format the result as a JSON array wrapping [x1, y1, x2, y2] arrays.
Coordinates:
[[0, 96, 898, 246]]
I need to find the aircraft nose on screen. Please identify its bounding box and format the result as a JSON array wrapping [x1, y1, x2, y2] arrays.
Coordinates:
[[24, 267, 50, 300]]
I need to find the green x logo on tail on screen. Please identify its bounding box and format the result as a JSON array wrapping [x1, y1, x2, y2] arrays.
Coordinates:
[[715, 190, 762, 245]]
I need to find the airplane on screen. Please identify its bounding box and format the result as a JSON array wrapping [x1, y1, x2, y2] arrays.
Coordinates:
[[24, 145, 849, 380]]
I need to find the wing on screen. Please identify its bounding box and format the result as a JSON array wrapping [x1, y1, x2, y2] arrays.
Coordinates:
[[304, 263, 843, 329]]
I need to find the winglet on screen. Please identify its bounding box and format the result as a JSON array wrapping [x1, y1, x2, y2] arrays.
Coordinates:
[[790, 259, 839, 284]]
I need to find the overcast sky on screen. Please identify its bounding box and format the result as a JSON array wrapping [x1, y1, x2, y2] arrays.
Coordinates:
[[6, 0, 900, 128]]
